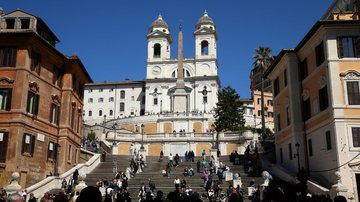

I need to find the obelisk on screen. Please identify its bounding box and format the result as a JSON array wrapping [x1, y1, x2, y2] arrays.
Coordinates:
[[176, 24, 185, 89], [172, 24, 188, 113]]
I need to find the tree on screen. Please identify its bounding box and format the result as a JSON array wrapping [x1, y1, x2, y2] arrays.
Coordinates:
[[214, 86, 245, 132], [252, 46, 274, 139]]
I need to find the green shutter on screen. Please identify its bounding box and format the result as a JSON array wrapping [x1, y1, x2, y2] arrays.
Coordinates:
[[30, 135, 35, 156]]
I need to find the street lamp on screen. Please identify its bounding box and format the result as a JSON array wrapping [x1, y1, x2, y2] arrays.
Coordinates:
[[253, 114, 256, 128], [113, 123, 117, 146], [295, 142, 300, 173], [141, 124, 145, 149], [211, 124, 216, 149], [160, 100, 163, 114], [202, 87, 208, 113]]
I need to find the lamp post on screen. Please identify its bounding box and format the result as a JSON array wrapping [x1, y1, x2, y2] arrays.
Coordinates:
[[141, 124, 145, 149], [253, 114, 256, 128], [211, 124, 216, 149], [295, 142, 300, 173], [202, 87, 208, 113], [160, 100, 163, 114]]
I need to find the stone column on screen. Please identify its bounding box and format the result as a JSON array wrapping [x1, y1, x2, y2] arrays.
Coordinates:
[[4, 172, 22, 195]]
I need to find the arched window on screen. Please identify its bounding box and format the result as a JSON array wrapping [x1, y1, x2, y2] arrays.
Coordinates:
[[154, 43, 161, 58], [201, 40, 209, 55], [99, 110, 102, 117], [171, 69, 191, 78], [88, 110, 92, 117], [109, 110, 113, 116], [120, 90, 125, 99]]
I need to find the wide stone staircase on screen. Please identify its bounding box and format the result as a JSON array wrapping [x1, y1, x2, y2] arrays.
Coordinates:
[[85, 154, 264, 201]]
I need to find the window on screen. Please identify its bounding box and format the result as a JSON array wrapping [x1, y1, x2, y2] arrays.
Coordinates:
[[299, 58, 308, 81], [319, 85, 329, 111], [258, 110, 261, 116], [77, 111, 81, 133], [289, 144, 293, 160], [26, 91, 39, 115], [5, 19, 15, 29], [257, 98, 261, 104], [268, 112, 274, 118], [315, 41, 325, 66], [203, 96, 208, 103], [286, 106, 290, 126], [50, 103, 59, 125], [302, 98, 311, 121], [88, 110, 92, 117], [154, 43, 161, 58], [20, 19, 30, 29], [120, 90, 125, 99], [347, 81, 360, 105], [99, 89, 103, 92], [308, 139, 313, 156], [280, 148, 283, 164], [131, 96, 135, 101], [109, 88, 113, 92], [352, 127, 360, 147], [274, 78, 279, 96], [30, 51, 41, 74], [201, 40, 209, 55], [326, 131, 332, 150], [337, 36, 360, 58], [267, 100, 273, 106], [109, 97, 114, 102], [313, 98, 319, 115], [277, 113, 281, 131], [0, 47, 17, 67], [284, 69, 287, 87], [88, 98, 93, 103], [120, 102, 125, 112], [22, 133, 35, 156], [0, 132, 9, 163], [68, 145, 72, 161], [154, 98, 158, 105], [249, 109, 253, 115], [88, 89, 93, 93], [109, 110, 113, 116], [99, 110, 102, 117], [0, 88, 12, 110], [52, 67, 62, 87], [47, 142, 55, 160], [98, 98, 104, 103], [71, 106, 75, 129]]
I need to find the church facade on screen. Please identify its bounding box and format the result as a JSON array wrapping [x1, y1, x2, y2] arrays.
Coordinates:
[[84, 11, 220, 131]]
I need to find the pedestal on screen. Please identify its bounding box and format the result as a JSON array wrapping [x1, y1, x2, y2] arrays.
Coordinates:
[[225, 172, 233, 181], [233, 178, 242, 188], [4, 172, 22, 195], [210, 149, 218, 162]]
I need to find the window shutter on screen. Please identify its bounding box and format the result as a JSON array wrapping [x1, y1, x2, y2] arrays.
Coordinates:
[[355, 37, 360, 57], [34, 94, 40, 115], [337, 37, 344, 58], [6, 89, 12, 111], [26, 92, 31, 113], [30, 135, 35, 156], [21, 134, 26, 154]]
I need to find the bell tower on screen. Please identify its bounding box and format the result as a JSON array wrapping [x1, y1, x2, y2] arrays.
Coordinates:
[[194, 11, 217, 60], [147, 14, 172, 62]]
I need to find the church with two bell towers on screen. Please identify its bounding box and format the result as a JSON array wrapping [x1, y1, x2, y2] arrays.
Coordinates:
[[83, 11, 220, 135]]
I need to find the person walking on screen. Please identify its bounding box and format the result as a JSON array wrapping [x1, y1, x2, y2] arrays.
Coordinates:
[[196, 160, 201, 173], [169, 153, 173, 167], [184, 151, 189, 162], [148, 179, 156, 196], [174, 177, 181, 191], [201, 149, 206, 160], [159, 150, 163, 162], [166, 162, 172, 178], [174, 154, 180, 167]]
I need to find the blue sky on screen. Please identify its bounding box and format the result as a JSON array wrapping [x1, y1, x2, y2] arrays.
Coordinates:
[[2, 0, 332, 98]]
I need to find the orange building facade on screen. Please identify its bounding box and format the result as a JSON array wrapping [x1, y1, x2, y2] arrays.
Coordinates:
[[265, 9, 360, 200], [0, 10, 92, 187]]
